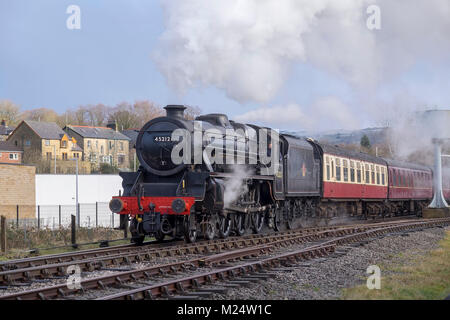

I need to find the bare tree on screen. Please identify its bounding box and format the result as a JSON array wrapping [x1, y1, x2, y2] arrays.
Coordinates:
[[109, 102, 140, 130], [184, 105, 201, 120], [0, 100, 20, 125], [19, 107, 59, 123], [133, 100, 164, 128]]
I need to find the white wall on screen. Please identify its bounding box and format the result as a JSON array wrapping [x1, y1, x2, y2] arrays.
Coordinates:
[[36, 174, 123, 205]]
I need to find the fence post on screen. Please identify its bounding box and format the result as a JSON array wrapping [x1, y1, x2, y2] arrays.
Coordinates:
[[16, 205, 19, 228], [1, 216, 6, 254], [95, 202, 98, 228], [59, 205, 61, 228], [123, 216, 128, 239], [37, 205, 40, 230], [71, 214, 77, 249], [77, 203, 80, 228]]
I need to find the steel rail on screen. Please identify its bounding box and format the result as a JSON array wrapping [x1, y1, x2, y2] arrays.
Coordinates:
[[0, 221, 407, 284], [96, 218, 450, 300], [1, 218, 448, 300]]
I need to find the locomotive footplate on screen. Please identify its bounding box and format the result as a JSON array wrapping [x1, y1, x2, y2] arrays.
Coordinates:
[[142, 211, 161, 234]]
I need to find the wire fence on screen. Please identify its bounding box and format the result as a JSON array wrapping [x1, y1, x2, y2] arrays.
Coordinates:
[[2, 203, 120, 230]]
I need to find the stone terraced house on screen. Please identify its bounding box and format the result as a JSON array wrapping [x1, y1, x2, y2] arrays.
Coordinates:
[[63, 124, 130, 170]]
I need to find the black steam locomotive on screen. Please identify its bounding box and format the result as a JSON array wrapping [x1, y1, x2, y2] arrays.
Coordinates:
[[110, 105, 441, 244]]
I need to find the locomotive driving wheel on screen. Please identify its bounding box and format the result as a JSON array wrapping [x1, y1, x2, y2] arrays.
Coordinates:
[[286, 203, 295, 230], [273, 207, 282, 232], [184, 210, 198, 243], [155, 230, 165, 242], [217, 213, 231, 238], [233, 213, 246, 236], [251, 211, 264, 234], [203, 216, 216, 240]]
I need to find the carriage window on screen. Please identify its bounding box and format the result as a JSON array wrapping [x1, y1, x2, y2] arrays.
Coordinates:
[[376, 166, 380, 185], [371, 165, 375, 185], [343, 159, 348, 182], [382, 167, 385, 185], [357, 162, 361, 183], [350, 161, 355, 182], [336, 158, 341, 181], [326, 156, 330, 181], [365, 164, 370, 184]]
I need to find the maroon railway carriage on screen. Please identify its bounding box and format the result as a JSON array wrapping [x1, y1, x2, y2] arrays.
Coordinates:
[[318, 144, 388, 200], [311, 143, 388, 219], [382, 159, 432, 215], [443, 168, 450, 202]]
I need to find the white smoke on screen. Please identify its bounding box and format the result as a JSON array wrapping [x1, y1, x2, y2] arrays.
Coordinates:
[[234, 97, 359, 131], [223, 166, 251, 208], [153, 0, 450, 103]]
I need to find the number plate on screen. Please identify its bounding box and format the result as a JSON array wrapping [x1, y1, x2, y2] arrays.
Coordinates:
[[154, 136, 172, 142]]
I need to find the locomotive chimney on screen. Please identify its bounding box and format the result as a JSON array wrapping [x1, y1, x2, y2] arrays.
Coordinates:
[[164, 105, 186, 119]]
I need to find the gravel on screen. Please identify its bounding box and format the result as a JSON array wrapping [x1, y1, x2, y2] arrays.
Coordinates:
[[212, 226, 449, 300]]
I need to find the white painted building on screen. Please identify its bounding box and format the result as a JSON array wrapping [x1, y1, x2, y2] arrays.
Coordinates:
[[35, 174, 123, 228]]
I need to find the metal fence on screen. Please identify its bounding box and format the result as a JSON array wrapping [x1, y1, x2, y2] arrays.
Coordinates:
[[4, 202, 120, 230]]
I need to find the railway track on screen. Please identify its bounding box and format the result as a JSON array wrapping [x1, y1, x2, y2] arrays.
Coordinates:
[[0, 217, 448, 300], [0, 218, 420, 285]]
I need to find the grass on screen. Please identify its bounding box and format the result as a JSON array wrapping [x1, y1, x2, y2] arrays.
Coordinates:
[[0, 226, 128, 260], [342, 230, 450, 300]]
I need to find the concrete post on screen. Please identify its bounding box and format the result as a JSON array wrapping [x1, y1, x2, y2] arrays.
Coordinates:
[[1, 216, 6, 254], [429, 140, 449, 208]]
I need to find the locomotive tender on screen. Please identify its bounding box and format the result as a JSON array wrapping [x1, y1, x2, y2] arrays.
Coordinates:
[[110, 105, 447, 244]]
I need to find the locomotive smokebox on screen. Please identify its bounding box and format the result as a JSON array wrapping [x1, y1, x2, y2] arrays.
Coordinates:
[[164, 105, 186, 119]]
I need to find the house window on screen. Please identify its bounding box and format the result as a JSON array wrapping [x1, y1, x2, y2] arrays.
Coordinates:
[[25, 140, 31, 146], [61, 140, 67, 148], [109, 141, 113, 149], [46, 152, 52, 160], [9, 153, 18, 160], [118, 155, 125, 165], [45, 140, 50, 146], [87, 140, 91, 148], [101, 146, 104, 154], [62, 153, 68, 160], [120, 142, 124, 151]]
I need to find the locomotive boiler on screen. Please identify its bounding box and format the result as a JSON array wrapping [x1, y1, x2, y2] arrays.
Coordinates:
[[110, 105, 281, 244]]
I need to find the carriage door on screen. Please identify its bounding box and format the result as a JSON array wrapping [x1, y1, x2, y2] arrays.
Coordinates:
[[273, 144, 285, 199]]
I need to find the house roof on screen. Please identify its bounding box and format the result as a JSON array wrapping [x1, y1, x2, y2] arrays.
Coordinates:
[[65, 125, 130, 141], [0, 141, 23, 152], [121, 129, 138, 147], [0, 124, 15, 136], [71, 143, 83, 152], [23, 120, 68, 140]]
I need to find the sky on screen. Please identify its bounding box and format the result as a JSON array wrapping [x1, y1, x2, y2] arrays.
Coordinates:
[[1, 0, 449, 132]]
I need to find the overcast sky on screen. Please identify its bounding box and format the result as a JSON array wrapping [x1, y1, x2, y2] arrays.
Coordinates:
[[1, 0, 449, 132]]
